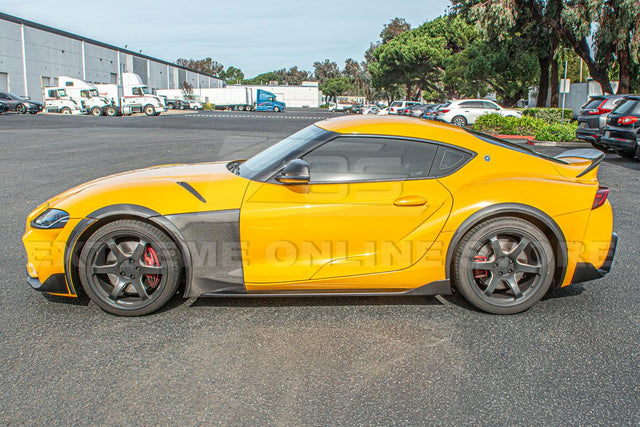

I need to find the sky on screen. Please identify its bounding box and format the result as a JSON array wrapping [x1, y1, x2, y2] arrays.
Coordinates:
[[2, 0, 450, 78]]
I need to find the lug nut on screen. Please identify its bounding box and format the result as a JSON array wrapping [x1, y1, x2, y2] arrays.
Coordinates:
[[120, 271, 125, 276], [129, 259, 134, 263], [498, 271, 503, 276], [130, 275, 135, 279]]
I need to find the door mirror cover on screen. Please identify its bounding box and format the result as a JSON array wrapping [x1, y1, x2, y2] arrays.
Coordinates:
[[276, 159, 310, 184]]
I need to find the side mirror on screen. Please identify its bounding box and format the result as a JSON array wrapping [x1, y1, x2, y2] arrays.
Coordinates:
[[276, 159, 310, 184]]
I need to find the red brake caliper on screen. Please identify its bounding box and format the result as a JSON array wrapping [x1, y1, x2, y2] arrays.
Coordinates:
[[142, 245, 161, 288], [473, 255, 488, 279]]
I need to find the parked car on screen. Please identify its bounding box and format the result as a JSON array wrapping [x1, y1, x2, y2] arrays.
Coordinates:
[[389, 100, 421, 115], [423, 103, 449, 120], [187, 100, 203, 110], [361, 105, 380, 115], [0, 100, 8, 114], [164, 99, 188, 110], [407, 103, 435, 118], [22, 116, 615, 316], [435, 99, 521, 126], [376, 107, 390, 115], [351, 104, 363, 114], [0, 92, 43, 114], [601, 95, 640, 160], [576, 95, 627, 150]]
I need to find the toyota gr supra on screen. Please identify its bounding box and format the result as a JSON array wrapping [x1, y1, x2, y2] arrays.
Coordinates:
[[23, 116, 616, 316]]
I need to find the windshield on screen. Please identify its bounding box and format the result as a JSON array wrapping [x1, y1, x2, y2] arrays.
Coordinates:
[[58, 89, 67, 97], [89, 89, 99, 97], [141, 86, 153, 95], [236, 125, 332, 180]]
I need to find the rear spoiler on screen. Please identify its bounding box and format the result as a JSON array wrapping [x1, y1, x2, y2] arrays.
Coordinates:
[[555, 149, 605, 178]]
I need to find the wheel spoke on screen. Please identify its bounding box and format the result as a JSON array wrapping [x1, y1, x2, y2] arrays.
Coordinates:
[[139, 265, 163, 275], [92, 263, 118, 275], [106, 238, 127, 262], [472, 261, 494, 271], [515, 261, 541, 274], [131, 280, 149, 300], [510, 237, 530, 258], [483, 274, 500, 296], [109, 280, 127, 301], [489, 236, 505, 258], [131, 240, 147, 261], [505, 276, 523, 299]]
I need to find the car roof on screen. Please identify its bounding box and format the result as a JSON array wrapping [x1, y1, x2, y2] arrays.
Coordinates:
[[315, 115, 477, 146]]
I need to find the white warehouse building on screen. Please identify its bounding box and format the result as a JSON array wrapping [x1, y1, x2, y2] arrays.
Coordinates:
[[0, 12, 223, 103]]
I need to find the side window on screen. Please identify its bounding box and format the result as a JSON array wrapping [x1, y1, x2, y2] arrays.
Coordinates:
[[303, 137, 439, 183], [429, 146, 474, 177], [132, 87, 142, 96], [483, 101, 499, 109], [460, 101, 483, 109]]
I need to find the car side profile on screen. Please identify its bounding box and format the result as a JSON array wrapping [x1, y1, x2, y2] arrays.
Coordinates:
[[0, 91, 43, 114], [389, 100, 421, 115], [23, 116, 616, 316], [436, 99, 521, 126]]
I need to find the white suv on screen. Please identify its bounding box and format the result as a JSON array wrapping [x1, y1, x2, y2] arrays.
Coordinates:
[[389, 100, 421, 115], [436, 99, 521, 126]]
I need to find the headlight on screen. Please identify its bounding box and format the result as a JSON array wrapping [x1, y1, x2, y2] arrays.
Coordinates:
[[31, 209, 70, 229]]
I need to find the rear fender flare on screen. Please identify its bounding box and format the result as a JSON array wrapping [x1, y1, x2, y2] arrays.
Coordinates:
[[445, 203, 568, 287]]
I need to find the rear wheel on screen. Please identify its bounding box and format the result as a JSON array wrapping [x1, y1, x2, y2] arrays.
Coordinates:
[[452, 217, 555, 314], [614, 148, 635, 159], [105, 106, 118, 117], [590, 141, 607, 151], [451, 115, 467, 126], [78, 220, 182, 316], [635, 140, 640, 160], [90, 106, 102, 116], [16, 104, 28, 114]]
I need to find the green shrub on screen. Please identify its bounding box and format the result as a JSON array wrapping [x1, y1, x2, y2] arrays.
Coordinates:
[[534, 122, 578, 142], [523, 108, 573, 123], [473, 114, 545, 136], [202, 103, 215, 110]]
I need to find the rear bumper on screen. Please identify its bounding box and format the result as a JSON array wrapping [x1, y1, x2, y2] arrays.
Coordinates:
[[602, 127, 638, 151], [575, 128, 603, 143], [571, 232, 617, 284]]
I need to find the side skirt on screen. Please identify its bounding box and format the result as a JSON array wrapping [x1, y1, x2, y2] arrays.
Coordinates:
[[200, 280, 451, 298]]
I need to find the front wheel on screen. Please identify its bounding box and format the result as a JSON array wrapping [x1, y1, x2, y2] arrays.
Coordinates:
[[60, 107, 72, 115], [273, 106, 281, 112], [452, 217, 555, 314], [16, 104, 28, 114], [78, 220, 183, 316], [90, 106, 102, 116], [144, 105, 156, 116], [451, 115, 467, 127]]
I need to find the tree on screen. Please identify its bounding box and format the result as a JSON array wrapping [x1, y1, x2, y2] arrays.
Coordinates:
[[313, 59, 341, 85], [180, 81, 193, 98], [380, 17, 411, 43], [321, 77, 352, 103], [176, 57, 224, 76], [220, 66, 244, 84]]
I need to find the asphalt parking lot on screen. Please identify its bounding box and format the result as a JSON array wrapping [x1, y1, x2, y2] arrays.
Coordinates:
[[1, 110, 638, 425]]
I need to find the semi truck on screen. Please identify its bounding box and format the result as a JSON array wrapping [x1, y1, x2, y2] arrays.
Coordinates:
[[254, 89, 285, 112], [96, 72, 166, 116], [42, 86, 84, 115], [156, 87, 286, 112], [56, 76, 112, 116]]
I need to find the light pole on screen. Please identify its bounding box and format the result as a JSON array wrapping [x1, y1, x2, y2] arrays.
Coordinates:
[[561, 49, 569, 125]]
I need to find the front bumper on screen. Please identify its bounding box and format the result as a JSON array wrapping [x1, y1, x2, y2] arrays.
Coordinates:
[[26, 269, 69, 294], [571, 232, 618, 284]]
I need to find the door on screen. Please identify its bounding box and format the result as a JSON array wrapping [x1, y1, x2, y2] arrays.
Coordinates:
[[240, 136, 453, 286], [458, 101, 484, 123]]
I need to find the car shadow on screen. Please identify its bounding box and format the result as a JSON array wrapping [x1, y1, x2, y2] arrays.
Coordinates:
[[542, 284, 585, 300], [603, 155, 640, 171], [190, 294, 443, 308]]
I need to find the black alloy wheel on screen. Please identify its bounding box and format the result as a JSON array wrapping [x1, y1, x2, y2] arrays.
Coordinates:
[[79, 220, 182, 316], [452, 217, 555, 314], [16, 104, 27, 114]]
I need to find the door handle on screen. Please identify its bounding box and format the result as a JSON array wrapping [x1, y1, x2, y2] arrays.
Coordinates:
[[394, 195, 427, 207]]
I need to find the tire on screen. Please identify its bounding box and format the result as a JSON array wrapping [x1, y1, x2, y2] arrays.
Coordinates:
[[78, 219, 183, 316], [90, 106, 102, 116], [167, 103, 174, 110], [144, 105, 156, 116], [635, 140, 640, 160], [452, 216, 555, 315], [614, 148, 635, 159], [16, 104, 28, 114], [590, 141, 607, 151], [273, 106, 281, 112], [451, 115, 467, 127], [105, 106, 118, 117], [60, 107, 72, 115]]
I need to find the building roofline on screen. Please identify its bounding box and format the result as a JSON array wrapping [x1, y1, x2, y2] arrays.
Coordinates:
[[0, 12, 222, 81]]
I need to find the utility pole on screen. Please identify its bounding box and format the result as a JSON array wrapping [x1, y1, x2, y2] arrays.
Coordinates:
[[561, 51, 568, 124]]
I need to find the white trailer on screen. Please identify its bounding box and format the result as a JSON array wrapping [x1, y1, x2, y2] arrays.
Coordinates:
[[96, 72, 166, 116], [157, 87, 254, 111], [42, 87, 83, 115], [56, 76, 111, 116]]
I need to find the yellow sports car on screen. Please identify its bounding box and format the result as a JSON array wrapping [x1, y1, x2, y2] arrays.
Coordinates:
[[23, 116, 616, 315]]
